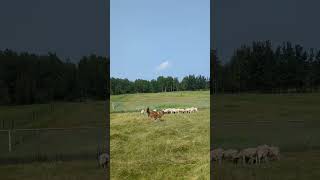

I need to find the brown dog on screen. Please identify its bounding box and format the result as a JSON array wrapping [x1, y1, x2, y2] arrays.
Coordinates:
[[146, 107, 164, 120]]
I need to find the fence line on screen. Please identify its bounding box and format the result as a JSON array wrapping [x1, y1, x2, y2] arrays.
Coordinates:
[[211, 120, 306, 128], [0, 126, 107, 154], [0, 126, 107, 132]]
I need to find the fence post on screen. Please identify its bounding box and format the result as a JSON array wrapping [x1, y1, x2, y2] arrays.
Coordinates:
[[8, 130, 11, 152]]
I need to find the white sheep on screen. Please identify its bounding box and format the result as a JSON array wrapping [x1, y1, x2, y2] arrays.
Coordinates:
[[238, 147, 257, 165], [268, 146, 280, 161], [257, 144, 270, 164], [140, 109, 145, 114], [98, 153, 109, 168], [211, 148, 224, 164], [223, 149, 239, 163], [171, 108, 178, 114], [177, 108, 184, 113], [162, 109, 169, 114]]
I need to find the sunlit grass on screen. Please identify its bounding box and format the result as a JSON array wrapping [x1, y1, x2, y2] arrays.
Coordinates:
[[111, 91, 210, 179]]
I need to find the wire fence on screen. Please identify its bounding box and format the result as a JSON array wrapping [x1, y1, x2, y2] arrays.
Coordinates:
[[0, 127, 107, 164], [211, 120, 320, 153], [211, 119, 306, 127]]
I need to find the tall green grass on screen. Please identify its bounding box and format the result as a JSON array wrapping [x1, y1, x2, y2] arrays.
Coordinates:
[[0, 101, 106, 128], [0, 160, 107, 180], [213, 93, 320, 179], [111, 110, 210, 179], [111, 91, 210, 179], [0, 101, 108, 179], [0, 101, 107, 170]]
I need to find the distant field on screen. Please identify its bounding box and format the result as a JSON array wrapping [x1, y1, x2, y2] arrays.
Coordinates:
[[0, 101, 107, 128], [0, 101, 107, 179], [111, 90, 209, 113], [110, 91, 210, 179], [212, 93, 320, 180]]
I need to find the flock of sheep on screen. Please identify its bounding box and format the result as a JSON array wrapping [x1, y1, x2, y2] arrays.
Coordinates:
[[141, 107, 198, 114], [211, 144, 280, 165], [162, 107, 198, 114]]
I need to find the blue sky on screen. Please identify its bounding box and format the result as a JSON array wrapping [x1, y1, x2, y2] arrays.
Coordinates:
[[111, 0, 210, 81]]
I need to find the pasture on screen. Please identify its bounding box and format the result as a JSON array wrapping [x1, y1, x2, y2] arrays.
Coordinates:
[[110, 91, 210, 179], [0, 101, 107, 179], [212, 93, 320, 180]]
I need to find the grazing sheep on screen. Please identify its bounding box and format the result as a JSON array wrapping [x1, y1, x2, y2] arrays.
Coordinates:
[[257, 144, 270, 164], [160, 107, 197, 114], [140, 109, 145, 114], [176, 108, 184, 113], [164, 108, 170, 114], [239, 147, 257, 165], [223, 149, 239, 163], [98, 153, 109, 168], [268, 146, 280, 161], [211, 148, 224, 165], [162, 109, 169, 114], [177, 108, 184, 113], [185, 108, 191, 113], [174, 108, 179, 114], [153, 109, 157, 112]]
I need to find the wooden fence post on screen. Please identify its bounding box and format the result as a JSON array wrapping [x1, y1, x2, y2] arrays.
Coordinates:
[[8, 130, 11, 152]]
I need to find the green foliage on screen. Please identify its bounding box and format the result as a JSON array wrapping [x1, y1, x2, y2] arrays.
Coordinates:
[[213, 41, 320, 93], [110, 75, 209, 95], [0, 49, 109, 105]]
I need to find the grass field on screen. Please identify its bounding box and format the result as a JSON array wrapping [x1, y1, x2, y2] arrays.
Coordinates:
[[110, 91, 210, 179], [3, 91, 319, 179], [212, 93, 320, 180], [0, 160, 107, 180], [0, 101, 107, 179], [111, 90, 209, 113]]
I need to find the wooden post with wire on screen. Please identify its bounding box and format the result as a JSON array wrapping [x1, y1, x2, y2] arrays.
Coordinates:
[[8, 130, 12, 152]]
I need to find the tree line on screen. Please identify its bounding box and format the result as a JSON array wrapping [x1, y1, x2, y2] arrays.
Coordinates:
[[213, 41, 320, 93], [110, 75, 210, 95], [0, 49, 108, 105]]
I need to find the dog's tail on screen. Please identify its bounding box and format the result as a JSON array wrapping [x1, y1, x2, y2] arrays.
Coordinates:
[[146, 107, 150, 116]]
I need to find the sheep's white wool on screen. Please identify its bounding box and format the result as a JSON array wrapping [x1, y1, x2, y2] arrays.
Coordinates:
[[257, 144, 270, 164], [161, 107, 198, 114], [268, 146, 280, 160], [99, 153, 109, 168], [223, 149, 239, 161], [239, 147, 257, 165], [211, 148, 224, 164]]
